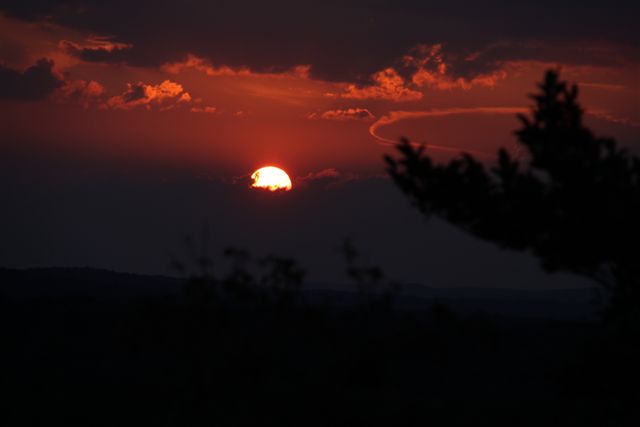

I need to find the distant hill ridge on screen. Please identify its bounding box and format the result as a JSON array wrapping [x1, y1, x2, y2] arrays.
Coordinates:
[[0, 267, 599, 320]]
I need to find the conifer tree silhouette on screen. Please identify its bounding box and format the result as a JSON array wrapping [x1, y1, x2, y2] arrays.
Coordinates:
[[385, 70, 640, 323]]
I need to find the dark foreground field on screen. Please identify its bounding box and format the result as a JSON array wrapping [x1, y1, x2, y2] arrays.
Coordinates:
[[1, 268, 638, 426]]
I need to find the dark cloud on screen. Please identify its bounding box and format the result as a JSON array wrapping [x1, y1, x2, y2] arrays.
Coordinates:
[[2, 1, 639, 82], [122, 83, 146, 103], [0, 58, 63, 100], [451, 40, 640, 78], [59, 37, 133, 63], [300, 168, 341, 180], [294, 168, 386, 190]]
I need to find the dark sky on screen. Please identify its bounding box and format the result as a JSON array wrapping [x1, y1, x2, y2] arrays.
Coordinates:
[[0, 0, 637, 287]]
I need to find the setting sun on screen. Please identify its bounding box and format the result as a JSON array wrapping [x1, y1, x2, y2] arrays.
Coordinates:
[[250, 166, 293, 191]]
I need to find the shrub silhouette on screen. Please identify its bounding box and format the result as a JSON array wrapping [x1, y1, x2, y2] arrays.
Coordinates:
[[385, 70, 640, 324]]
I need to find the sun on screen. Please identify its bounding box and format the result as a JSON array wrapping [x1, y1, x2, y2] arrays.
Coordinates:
[[250, 166, 293, 191]]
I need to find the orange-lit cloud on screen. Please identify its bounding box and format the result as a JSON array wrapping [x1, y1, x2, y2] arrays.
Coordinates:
[[327, 44, 512, 101], [404, 44, 508, 90], [308, 108, 375, 121], [163, 54, 251, 77], [411, 68, 507, 90], [104, 80, 192, 110], [163, 54, 311, 79], [332, 68, 423, 102]]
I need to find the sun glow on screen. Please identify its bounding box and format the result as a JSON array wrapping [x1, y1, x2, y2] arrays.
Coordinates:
[[250, 166, 293, 191]]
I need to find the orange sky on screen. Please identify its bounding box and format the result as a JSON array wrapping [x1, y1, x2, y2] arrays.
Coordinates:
[[0, 3, 638, 284], [1, 11, 638, 181]]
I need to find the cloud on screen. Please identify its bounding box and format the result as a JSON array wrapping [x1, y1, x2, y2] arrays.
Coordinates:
[[104, 80, 192, 110], [297, 168, 341, 181], [411, 68, 507, 90], [295, 168, 385, 189], [59, 36, 133, 63], [579, 82, 627, 92], [190, 106, 217, 114], [56, 79, 106, 107], [369, 107, 528, 157], [3, 1, 639, 83], [587, 109, 640, 128], [370, 105, 640, 158], [0, 58, 64, 100], [163, 54, 251, 77], [325, 41, 635, 99], [331, 68, 423, 102], [308, 108, 375, 121], [404, 44, 508, 90], [163, 54, 311, 79], [460, 40, 640, 75], [326, 44, 512, 102]]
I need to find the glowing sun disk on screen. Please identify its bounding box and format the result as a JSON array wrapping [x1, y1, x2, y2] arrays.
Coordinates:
[[251, 166, 292, 191]]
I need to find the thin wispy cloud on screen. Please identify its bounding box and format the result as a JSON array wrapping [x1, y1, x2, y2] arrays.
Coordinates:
[[308, 108, 375, 121], [369, 107, 528, 157]]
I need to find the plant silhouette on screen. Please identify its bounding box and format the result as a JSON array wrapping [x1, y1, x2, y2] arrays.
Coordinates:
[[385, 70, 640, 324]]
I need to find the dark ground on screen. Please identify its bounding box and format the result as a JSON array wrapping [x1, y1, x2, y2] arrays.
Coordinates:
[[1, 268, 638, 426]]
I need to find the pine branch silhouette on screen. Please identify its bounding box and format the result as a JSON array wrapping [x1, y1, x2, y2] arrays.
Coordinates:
[[385, 70, 640, 324]]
